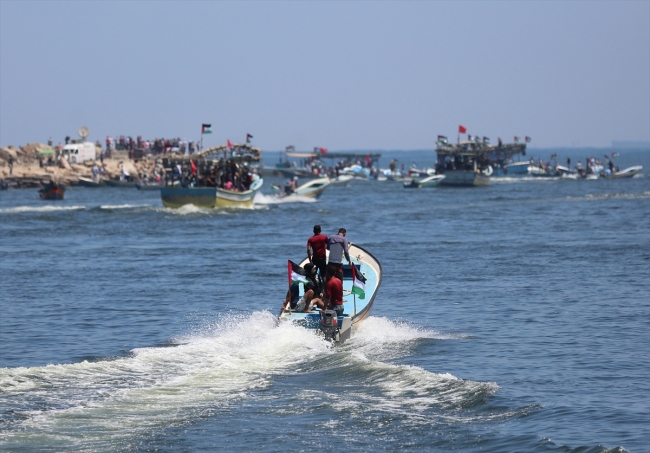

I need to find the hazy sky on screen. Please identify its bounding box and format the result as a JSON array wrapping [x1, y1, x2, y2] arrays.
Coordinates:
[[1, 1, 649, 150]]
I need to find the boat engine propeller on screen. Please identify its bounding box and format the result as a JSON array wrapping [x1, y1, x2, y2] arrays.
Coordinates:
[[320, 310, 339, 341]]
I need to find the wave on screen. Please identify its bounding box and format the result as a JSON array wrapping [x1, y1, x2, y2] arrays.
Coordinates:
[[0, 205, 87, 214], [0, 312, 495, 451], [254, 193, 318, 205]]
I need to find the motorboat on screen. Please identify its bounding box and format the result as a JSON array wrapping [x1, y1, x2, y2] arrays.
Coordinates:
[[403, 174, 445, 188], [38, 181, 65, 200], [78, 177, 105, 187], [602, 165, 643, 179], [279, 243, 381, 344], [279, 178, 330, 199], [329, 175, 354, 186]]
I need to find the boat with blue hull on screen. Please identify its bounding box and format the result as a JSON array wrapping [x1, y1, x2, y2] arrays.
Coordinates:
[[279, 243, 381, 344], [161, 178, 263, 208]]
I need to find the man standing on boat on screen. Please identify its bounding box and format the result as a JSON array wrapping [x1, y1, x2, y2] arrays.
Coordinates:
[[327, 228, 351, 279], [325, 263, 344, 317], [307, 225, 328, 278]]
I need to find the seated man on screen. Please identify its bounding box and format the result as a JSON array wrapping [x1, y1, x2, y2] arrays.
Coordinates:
[[325, 263, 345, 317], [301, 263, 326, 312]]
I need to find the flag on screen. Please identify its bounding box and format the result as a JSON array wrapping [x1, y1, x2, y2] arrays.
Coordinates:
[[320, 147, 327, 154], [201, 124, 212, 134], [350, 265, 366, 299], [227, 139, 233, 148], [514, 136, 520, 143], [483, 136, 490, 144], [458, 125, 467, 134], [286, 145, 295, 152], [246, 133, 253, 143], [190, 160, 197, 175], [525, 136, 531, 143], [437, 135, 448, 143], [288, 260, 309, 287], [271, 184, 282, 191]]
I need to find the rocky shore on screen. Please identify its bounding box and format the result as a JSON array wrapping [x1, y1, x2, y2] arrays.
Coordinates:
[[0, 142, 160, 188]]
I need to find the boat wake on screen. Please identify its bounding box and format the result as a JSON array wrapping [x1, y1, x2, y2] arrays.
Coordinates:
[[0, 311, 497, 451], [0, 205, 86, 214], [254, 193, 318, 205]]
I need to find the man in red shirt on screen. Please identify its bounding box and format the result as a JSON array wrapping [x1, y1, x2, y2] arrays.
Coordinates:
[[325, 264, 344, 316], [307, 225, 328, 278]]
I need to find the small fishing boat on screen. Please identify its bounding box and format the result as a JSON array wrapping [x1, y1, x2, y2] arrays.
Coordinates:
[[603, 165, 643, 179], [403, 174, 445, 188], [78, 177, 105, 187], [504, 161, 531, 175], [161, 178, 263, 208], [104, 179, 137, 188], [136, 181, 164, 190], [38, 181, 66, 200], [279, 243, 382, 344], [277, 178, 331, 199]]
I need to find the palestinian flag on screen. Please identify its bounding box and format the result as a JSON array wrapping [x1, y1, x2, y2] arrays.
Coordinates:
[[288, 260, 309, 287], [525, 136, 531, 143], [246, 133, 253, 143], [202, 124, 212, 134], [350, 265, 366, 299], [271, 184, 282, 191]]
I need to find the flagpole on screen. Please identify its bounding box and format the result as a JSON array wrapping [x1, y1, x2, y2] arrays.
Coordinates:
[[200, 125, 203, 151], [353, 294, 357, 315]]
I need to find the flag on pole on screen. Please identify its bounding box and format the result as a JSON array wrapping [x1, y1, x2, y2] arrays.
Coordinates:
[[246, 133, 253, 143], [227, 139, 233, 148], [483, 136, 490, 144], [437, 135, 448, 144], [190, 160, 197, 175], [514, 136, 520, 143], [458, 125, 467, 134], [288, 260, 309, 287], [201, 124, 212, 134], [350, 265, 366, 299], [320, 147, 327, 155], [525, 136, 531, 143]]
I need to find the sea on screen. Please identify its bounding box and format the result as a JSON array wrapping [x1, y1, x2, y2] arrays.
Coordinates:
[[1, 148, 649, 453]]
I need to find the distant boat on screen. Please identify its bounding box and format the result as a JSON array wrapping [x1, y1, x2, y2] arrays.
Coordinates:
[[403, 174, 445, 188], [38, 182, 65, 200], [78, 177, 105, 187], [504, 161, 531, 175], [278, 178, 330, 199], [161, 178, 263, 208], [329, 175, 353, 186], [136, 181, 164, 190], [603, 165, 643, 179], [104, 179, 137, 188]]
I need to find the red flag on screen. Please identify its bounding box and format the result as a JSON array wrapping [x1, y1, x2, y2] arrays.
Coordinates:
[[458, 125, 467, 134], [190, 160, 197, 175], [320, 147, 327, 154], [227, 139, 233, 148]]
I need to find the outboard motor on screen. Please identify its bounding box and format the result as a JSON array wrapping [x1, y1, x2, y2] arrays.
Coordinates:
[[320, 310, 338, 340]]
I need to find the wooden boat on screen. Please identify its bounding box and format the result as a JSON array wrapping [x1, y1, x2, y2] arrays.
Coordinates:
[[279, 243, 382, 344], [604, 165, 643, 179], [403, 174, 445, 188], [38, 182, 66, 200], [78, 177, 105, 187], [161, 178, 263, 208]]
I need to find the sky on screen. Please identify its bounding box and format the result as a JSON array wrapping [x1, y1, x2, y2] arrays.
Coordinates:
[[1, 1, 649, 150]]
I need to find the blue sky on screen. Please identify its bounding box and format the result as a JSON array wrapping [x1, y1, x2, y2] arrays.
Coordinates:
[[1, 1, 648, 150]]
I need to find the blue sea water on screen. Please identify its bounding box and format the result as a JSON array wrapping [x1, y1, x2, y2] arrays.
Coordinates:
[[0, 148, 648, 452]]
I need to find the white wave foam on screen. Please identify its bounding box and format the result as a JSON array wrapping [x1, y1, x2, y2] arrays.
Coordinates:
[[254, 193, 318, 205], [0, 311, 493, 449], [98, 203, 152, 210], [0, 205, 87, 214]]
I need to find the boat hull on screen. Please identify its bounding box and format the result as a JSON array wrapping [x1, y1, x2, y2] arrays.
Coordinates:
[[606, 166, 642, 179], [105, 179, 137, 188], [439, 170, 490, 186], [78, 177, 105, 187], [39, 186, 65, 200], [293, 178, 330, 199], [403, 174, 445, 188], [161, 179, 263, 208]]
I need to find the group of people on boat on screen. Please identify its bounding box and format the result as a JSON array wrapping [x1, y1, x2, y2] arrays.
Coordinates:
[[165, 158, 259, 192], [281, 225, 352, 316]]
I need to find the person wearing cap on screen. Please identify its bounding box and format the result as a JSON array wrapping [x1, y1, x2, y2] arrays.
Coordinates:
[[327, 228, 351, 279], [307, 225, 328, 278]]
